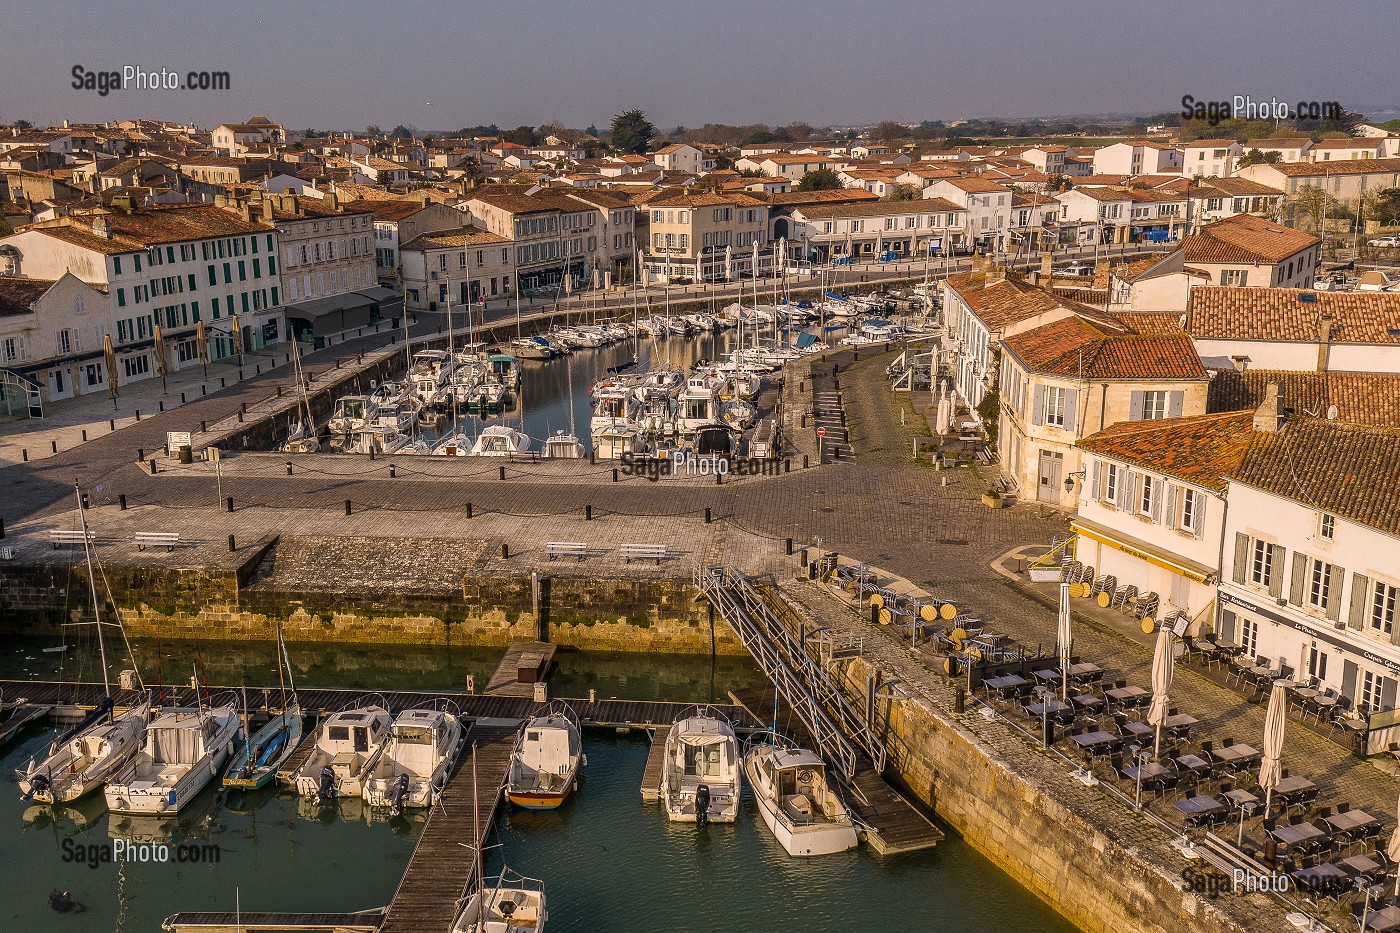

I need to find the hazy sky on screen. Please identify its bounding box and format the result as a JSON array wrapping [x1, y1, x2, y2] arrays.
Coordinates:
[[2, 0, 1394, 133]]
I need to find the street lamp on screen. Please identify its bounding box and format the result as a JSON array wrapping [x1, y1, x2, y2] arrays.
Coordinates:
[[1063, 470, 1086, 494]]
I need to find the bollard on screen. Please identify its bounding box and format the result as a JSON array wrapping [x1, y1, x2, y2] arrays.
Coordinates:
[[109, 419, 115, 431], [0, 517, 4, 539], [21, 449, 26, 462], [237, 411, 243, 422], [498, 465, 506, 480], [803, 455, 809, 469], [801, 413, 807, 428], [786, 537, 793, 555], [705, 507, 712, 524], [51, 440, 58, 453], [202, 384, 207, 395], [181, 392, 186, 403], [389, 464, 397, 478], [369, 447, 376, 460], [345, 499, 352, 516], [135, 409, 141, 421], [612, 468, 618, 483], [590, 449, 597, 464], [138, 448, 144, 461], [200, 421, 207, 432], [715, 472, 722, 485], [585, 505, 593, 521], [870, 604, 879, 625], [954, 688, 965, 715], [286, 461, 293, 475], [466, 502, 473, 519], [146, 458, 156, 474], [119, 494, 127, 510], [228, 534, 236, 552], [501, 543, 510, 560], [256, 364, 261, 375], [240, 402, 247, 416], [81, 429, 88, 442], [225, 496, 233, 513], [220, 378, 226, 388], [238, 369, 244, 380], [276, 387, 283, 398]]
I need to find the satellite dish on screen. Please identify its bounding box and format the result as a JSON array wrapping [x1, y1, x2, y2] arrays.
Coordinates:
[[1326, 405, 1338, 420]]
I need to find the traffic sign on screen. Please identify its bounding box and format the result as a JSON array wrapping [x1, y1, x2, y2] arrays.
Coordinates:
[[816, 426, 826, 437]]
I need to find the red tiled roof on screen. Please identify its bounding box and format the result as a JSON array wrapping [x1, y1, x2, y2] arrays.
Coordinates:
[[1186, 287, 1400, 344], [1178, 214, 1318, 264], [1004, 315, 1207, 381], [1078, 410, 1256, 491], [1207, 369, 1400, 428]]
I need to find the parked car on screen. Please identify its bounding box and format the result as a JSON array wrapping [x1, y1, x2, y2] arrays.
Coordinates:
[[1367, 235, 1400, 248]]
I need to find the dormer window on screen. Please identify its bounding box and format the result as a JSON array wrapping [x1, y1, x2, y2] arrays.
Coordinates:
[[1318, 513, 1335, 541]]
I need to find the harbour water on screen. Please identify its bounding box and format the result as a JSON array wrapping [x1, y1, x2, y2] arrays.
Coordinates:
[[0, 639, 1075, 932]]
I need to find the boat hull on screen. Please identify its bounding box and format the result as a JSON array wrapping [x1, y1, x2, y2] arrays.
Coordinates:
[[506, 787, 573, 809], [743, 755, 858, 857]]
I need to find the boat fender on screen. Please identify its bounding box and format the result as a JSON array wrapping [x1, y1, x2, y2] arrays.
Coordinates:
[[695, 784, 711, 828]]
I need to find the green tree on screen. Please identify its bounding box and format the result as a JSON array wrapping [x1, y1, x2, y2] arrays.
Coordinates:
[[389, 124, 414, 138], [872, 121, 906, 143], [1238, 148, 1282, 168], [610, 109, 656, 154], [502, 125, 537, 146], [12, 119, 33, 130], [881, 183, 918, 201], [738, 128, 777, 146], [1370, 188, 1400, 226], [795, 168, 842, 191]]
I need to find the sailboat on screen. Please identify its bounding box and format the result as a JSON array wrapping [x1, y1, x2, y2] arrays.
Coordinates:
[[17, 485, 151, 804], [104, 682, 240, 815], [543, 356, 585, 459], [451, 743, 549, 932], [223, 628, 305, 790], [280, 340, 320, 453]]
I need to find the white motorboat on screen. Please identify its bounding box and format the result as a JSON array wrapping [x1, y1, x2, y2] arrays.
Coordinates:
[[327, 395, 377, 435], [511, 336, 556, 360], [743, 736, 859, 856], [471, 425, 533, 456], [17, 485, 151, 805], [104, 702, 240, 815], [592, 422, 647, 460], [677, 374, 724, 435], [590, 379, 640, 435], [294, 705, 392, 801], [661, 709, 741, 824], [363, 707, 463, 814], [721, 398, 758, 431], [407, 350, 455, 407], [505, 703, 583, 809], [486, 354, 522, 391], [543, 431, 585, 459], [339, 424, 409, 455], [451, 869, 547, 933], [432, 432, 475, 456], [465, 379, 510, 412]]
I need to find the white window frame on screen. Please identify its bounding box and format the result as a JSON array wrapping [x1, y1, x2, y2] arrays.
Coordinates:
[[1373, 580, 1398, 636], [1318, 513, 1335, 541], [1240, 616, 1259, 657], [1307, 559, 1332, 610], [1138, 476, 1155, 517], [1104, 464, 1119, 504], [1180, 487, 1200, 533], [1250, 539, 1273, 588], [1044, 386, 1067, 427], [1142, 390, 1169, 421]]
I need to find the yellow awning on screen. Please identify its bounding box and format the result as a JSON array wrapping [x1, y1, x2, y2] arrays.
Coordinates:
[[1070, 519, 1212, 584]]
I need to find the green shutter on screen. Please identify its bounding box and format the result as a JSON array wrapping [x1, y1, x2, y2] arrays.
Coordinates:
[[1232, 533, 1249, 584], [1348, 574, 1370, 631], [1290, 552, 1308, 607]]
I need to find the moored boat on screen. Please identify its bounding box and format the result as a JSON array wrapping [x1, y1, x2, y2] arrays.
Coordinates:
[[505, 703, 583, 809], [743, 734, 859, 856], [661, 707, 740, 825], [294, 704, 392, 801], [104, 702, 241, 815], [363, 706, 464, 814]]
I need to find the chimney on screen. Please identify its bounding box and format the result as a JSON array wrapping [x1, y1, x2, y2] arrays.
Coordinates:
[[260, 197, 273, 222], [239, 200, 253, 223], [1316, 314, 1332, 373], [91, 215, 112, 239], [1252, 382, 1285, 433], [1040, 250, 1054, 278]]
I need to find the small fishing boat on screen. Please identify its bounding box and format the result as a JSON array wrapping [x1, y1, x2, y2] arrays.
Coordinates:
[[743, 735, 859, 856], [363, 706, 464, 814], [452, 870, 548, 933], [327, 395, 377, 435], [505, 703, 583, 809], [104, 701, 241, 815], [294, 704, 392, 801], [542, 431, 585, 459], [432, 432, 475, 456], [511, 336, 556, 360], [661, 708, 741, 825], [223, 631, 305, 791], [471, 425, 532, 456]]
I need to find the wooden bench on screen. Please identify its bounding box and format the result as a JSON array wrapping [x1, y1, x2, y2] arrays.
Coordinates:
[[545, 541, 589, 561], [49, 529, 94, 549], [621, 543, 668, 565], [134, 531, 181, 552]]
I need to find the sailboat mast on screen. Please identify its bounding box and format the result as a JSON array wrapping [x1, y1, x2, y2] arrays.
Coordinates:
[[75, 482, 111, 698]]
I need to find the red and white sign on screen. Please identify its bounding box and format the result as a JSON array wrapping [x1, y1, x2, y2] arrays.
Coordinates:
[[816, 426, 826, 437]]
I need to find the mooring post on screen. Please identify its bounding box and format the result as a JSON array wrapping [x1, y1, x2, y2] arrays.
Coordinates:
[[501, 543, 510, 560], [465, 502, 473, 518], [285, 461, 293, 475], [148, 459, 157, 475], [585, 505, 593, 521], [612, 468, 618, 483], [389, 463, 397, 478], [228, 534, 236, 552], [345, 499, 352, 516], [786, 537, 793, 555], [498, 465, 506, 481], [118, 494, 127, 511], [225, 496, 233, 513]]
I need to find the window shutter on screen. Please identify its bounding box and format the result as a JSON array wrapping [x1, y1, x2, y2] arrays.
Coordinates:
[[1268, 546, 1285, 598], [1326, 566, 1344, 622], [1163, 484, 1177, 529], [16, 336, 25, 360], [1031, 385, 1045, 426], [1219, 608, 1236, 645], [1383, 677, 1398, 712], [1233, 533, 1249, 584], [1090, 460, 1102, 501], [1118, 471, 1132, 511], [1063, 388, 1078, 434], [1341, 659, 1358, 701], [1290, 552, 1308, 607], [1150, 479, 1163, 523], [1168, 391, 1184, 418], [1132, 473, 1144, 512], [1129, 390, 1144, 420], [1193, 496, 1207, 539], [1348, 574, 1370, 630]]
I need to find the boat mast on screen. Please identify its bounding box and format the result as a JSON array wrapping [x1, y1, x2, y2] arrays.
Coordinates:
[[75, 482, 111, 699]]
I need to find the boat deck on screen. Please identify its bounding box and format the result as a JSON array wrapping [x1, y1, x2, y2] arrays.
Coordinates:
[[729, 686, 943, 856], [483, 641, 557, 697]]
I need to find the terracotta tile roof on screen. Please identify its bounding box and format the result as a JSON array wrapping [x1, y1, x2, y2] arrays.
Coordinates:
[[1255, 158, 1400, 178], [1178, 214, 1318, 264], [946, 273, 1066, 330], [1207, 369, 1400, 427], [1183, 139, 1239, 149], [1310, 138, 1383, 150], [788, 197, 963, 219], [467, 186, 598, 215], [26, 224, 136, 255], [934, 176, 1009, 194], [1232, 418, 1400, 535], [399, 225, 509, 250], [0, 276, 53, 315], [640, 190, 766, 209], [1004, 314, 1207, 381], [1073, 174, 1130, 186], [343, 198, 434, 222], [1078, 410, 1256, 490], [1186, 286, 1400, 343], [1242, 138, 1310, 150], [1191, 177, 1284, 197], [1112, 311, 1186, 334], [766, 189, 879, 207]]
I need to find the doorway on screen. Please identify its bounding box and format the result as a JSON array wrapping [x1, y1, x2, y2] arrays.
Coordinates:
[[1037, 449, 1063, 503]]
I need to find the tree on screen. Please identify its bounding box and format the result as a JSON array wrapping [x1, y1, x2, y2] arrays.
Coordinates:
[[881, 184, 919, 201], [610, 109, 656, 154], [585, 124, 599, 137], [872, 121, 906, 143], [365, 124, 381, 137], [738, 128, 777, 147], [1370, 188, 1400, 226], [795, 168, 842, 191], [1238, 148, 1282, 168], [786, 122, 814, 141], [13, 119, 32, 130], [1286, 185, 1328, 234], [389, 124, 414, 138], [502, 125, 537, 146]]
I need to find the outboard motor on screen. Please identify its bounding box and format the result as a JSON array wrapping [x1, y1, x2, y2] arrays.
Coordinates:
[[316, 765, 337, 802], [695, 784, 711, 828], [25, 772, 51, 801], [389, 773, 410, 817]]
